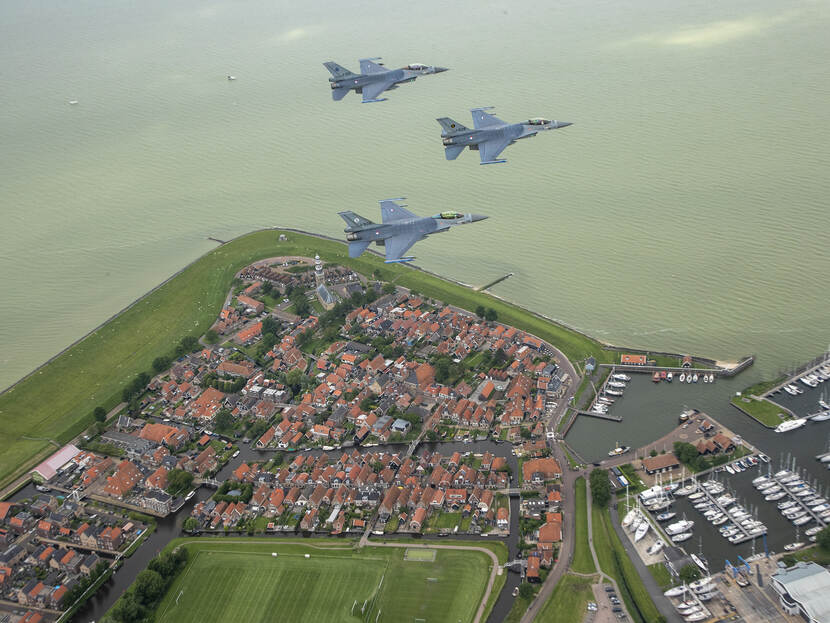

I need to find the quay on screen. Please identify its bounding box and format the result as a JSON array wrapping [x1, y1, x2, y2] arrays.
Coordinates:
[[576, 409, 622, 422], [476, 272, 514, 292], [599, 354, 754, 378]]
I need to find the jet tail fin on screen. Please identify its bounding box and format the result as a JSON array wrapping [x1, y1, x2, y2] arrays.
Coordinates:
[[348, 240, 372, 258], [444, 145, 465, 161], [437, 117, 469, 136], [323, 61, 358, 80], [339, 211, 374, 229], [332, 87, 350, 101]]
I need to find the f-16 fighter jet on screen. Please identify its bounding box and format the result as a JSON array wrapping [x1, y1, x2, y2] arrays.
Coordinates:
[[339, 199, 487, 263], [437, 108, 572, 164], [324, 58, 448, 103]]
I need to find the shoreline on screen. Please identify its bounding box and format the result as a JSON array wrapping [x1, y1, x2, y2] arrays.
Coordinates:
[[0, 228, 742, 492]]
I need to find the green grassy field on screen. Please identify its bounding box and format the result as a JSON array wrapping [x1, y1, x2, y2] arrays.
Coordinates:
[[0, 229, 611, 490], [152, 540, 491, 623], [590, 505, 661, 623], [537, 573, 597, 623], [571, 477, 596, 575], [730, 395, 789, 427]]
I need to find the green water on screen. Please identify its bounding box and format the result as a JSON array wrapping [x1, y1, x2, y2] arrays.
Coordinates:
[[2, 0, 830, 389]]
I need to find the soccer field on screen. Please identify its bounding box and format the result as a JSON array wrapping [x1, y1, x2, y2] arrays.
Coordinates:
[[153, 540, 492, 623]]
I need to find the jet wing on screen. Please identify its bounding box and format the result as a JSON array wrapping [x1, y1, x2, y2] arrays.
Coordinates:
[[362, 80, 396, 102], [384, 232, 422, 262], [479, 138, 512, 164], [380, 200, 417, 223], [359, 59, 387, 74], [472, 109, 506, 129]]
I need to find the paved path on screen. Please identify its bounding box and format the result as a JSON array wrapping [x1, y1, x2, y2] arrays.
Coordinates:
[[365, 541, 501, 623], [608, 504, 684, 623]]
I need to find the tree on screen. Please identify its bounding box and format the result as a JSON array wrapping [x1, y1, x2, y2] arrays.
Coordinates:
[[180, 335, 199, 352], [520, 427, 531, 439], [182, 517, 199, 533], [262, 315, 279, 337], [649, 449, 658, 458], [484, 308, 498, 322], [679, 564, 701, 584], [817, 525, 830, 551], [133, 569, 165, 606], [166, 469, 194, 496], [382, 282, 396, 295], [152, 356, 171, 373], [204, 329, 219, 344], [93, 406, 107, 422], [475, 305, 486, 318], [214, 408, 234, 434], [519, 582, 534, 598], [589, 468, 611, 507], [111, 592, 144, 623], [261, 281, 273, 294], [673, 441, 699, 465]]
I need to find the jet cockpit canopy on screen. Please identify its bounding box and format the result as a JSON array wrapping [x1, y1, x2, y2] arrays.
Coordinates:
[[433, 211, 463, 220], [405, 63, 429, 70], [526, 118, 552, 126]]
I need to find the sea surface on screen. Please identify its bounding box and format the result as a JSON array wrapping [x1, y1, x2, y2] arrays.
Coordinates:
[[2, 0, 830, 390]]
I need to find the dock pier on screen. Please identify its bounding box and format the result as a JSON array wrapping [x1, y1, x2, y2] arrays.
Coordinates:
[[693, 484, 765, 545], [768, 472, 827, 530], [575, 409, 622, 422]]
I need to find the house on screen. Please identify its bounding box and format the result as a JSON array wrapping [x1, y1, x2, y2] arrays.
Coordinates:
[[237, 295, 265, 313], [620, 354, 647, 366], [391, 418, 411, 435], [103, 461, 142, 497], [521, 458, 562, 485], [496, 507, 509, 530], [642, 453, 680, 475], [409, 507, 427, 532]]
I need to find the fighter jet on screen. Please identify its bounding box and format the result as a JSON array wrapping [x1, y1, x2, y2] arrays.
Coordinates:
[[437, 108, 572, 164], [339, 199, 487, 263], [323, 58, 448, 103]]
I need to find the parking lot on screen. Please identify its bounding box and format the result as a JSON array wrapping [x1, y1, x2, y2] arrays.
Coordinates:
[[582, 583, 628, 623]]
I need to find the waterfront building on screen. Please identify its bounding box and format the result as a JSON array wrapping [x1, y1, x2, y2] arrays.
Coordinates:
[[770, 561, 830, 622]]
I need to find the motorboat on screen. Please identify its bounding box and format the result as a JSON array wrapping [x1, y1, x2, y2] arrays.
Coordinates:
[[796, 489, 815, 498], [689, 577, 712, 591], [672, 532, 693, 543], [775, 469, 794, 479], [805, 526, 823, 536], [634, 521, 650, 542], [694, 502, 712, 511], [703, 374, 709, 383], [724, 465, 735, 475], [711, 515, 728, 526], [812, 503, 830, 512], [657, 511, 677, 522], [679, 373, 686, 382], [728, 533, 744, 543], [765, 491, 787, 501], [805, 498, 827, 507], [611, 373, 631, 382], [716, 494, 735, 505], [605, 389, 623, 397], [667, 372, 673, 382], [678, 605, 700, 615], [647, 539, 665, 555], [686, 374, 692, 384], [793, 516, 814, 526], [810, 411, 830, 422], [784, 542, 806, 551], [758, 453, 770, 463], [185, 490, 196, 501], [760, 484, 781, 494], [752, 475, 769, 486], [775, 418, 808, 433], [778, 500, 798, 510], [608, 444, 631, 457], [649, 499, 673, 512], [688, 492, 706, 501], [692, 373, 699, 383], [607, 381, 627, 389]]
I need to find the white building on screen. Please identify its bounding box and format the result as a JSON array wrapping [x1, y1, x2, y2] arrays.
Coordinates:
[[770, 561, 830, 622]]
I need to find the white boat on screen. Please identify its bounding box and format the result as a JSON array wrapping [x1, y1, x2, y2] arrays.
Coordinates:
[[672, 532, 693, 543], [775, 418, 807, 433], [647, 539, 665, 555], [227, 75, 236, 81], [185, 490, 196, 501], [688, 491, 706, 501], [664, 585, 687, 598], [629, 514, 643, 532], [691, 554, 708, 572], [678, 605, 700, 615], [765, 491, 787, 501], [758, 453, 770, 463], [805, 526, 823, 536], [689, 577, 712, 591], [810, 411, 830, 422], [68, 100, 79, 105], [793, 515, 813, 526], [685, 612, 708, 622], [724, 464, 735, 475], [752, 475, 769, 486], [675, 484, 697, 496], [784, 542, 806, 551], [232, 450, 240, 458], [667, 372, 673, 382], [656, 512, 677, 522], [607, 381, 627, 389], [666, 519, 695, 535], [608, 444, 631, 457], [686, 374, 692, 384], [679, 373, 685, 382], [820, 399, 830, 410], [605, 389, 624, 397], [635, 521, 650, 542], [622, 508, 637, 528], [711, 515, 728, 525], [612, 373, 631, 382]]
